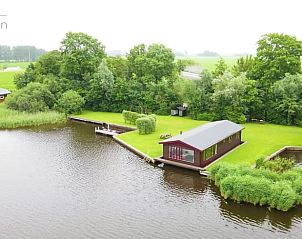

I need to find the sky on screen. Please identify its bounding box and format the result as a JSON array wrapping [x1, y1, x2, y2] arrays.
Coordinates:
[[0, 0, 302, 55]]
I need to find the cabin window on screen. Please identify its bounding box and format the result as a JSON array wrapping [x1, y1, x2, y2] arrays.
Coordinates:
[[168, 146, 194, 163], [0, 96, 4, 100], [204, 144, 217, 160], [236, 132, 240, 139], [228, 136, 232, 143], [181, 149, 194, 163]]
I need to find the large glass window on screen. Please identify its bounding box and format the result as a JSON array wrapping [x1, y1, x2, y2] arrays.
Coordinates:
[[168, 146, 194, 163], [204, 144, 217, 160]]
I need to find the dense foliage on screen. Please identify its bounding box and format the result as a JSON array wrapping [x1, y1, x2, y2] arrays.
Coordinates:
[[209, 163, 302, 211], [10, 32, 302, 126], [55, 90, 85, 115]]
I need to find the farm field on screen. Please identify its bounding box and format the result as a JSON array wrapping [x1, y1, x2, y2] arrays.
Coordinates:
[[0, 61, 30, 70], [176, 56, 241, 70], [76, 111, 302, 165]]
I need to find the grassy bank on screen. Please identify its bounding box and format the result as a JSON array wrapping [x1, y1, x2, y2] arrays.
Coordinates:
[[76, 111, 302, 164], [0, 104, 66, 129]]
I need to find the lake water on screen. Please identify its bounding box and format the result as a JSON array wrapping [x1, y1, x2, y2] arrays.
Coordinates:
[[0, 122, 302, 239]]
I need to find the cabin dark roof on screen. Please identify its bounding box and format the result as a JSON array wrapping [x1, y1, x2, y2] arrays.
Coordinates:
[[160, 120, 244, 150], [177, 106, 187, 111], [0, 88, 11, 95]]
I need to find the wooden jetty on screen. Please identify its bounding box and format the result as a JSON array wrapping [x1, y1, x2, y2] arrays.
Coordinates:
[[95, 125, 121, 137]]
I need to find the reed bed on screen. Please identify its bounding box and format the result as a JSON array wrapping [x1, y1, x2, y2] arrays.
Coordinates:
[[0, 105, 66, 129]]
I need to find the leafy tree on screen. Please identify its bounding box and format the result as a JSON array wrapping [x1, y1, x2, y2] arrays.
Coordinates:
[[35, 50, 62, 76], [270, 73, 302, 126], [14, 63, 40, 89], [55, 90, 85, 115], [0, 45, 11, 61], [86, 63, 115, 111], [211, 72, 247, 123], [251, 33, 302, 83], [6, 82, 55, 112], [60, 32, 106, 92], [232, 55, 254, 76], [212, 57, 228, 78], [127, 43, 176, 83], [105, 56, 128, 79], [250, 33, 302, 119]]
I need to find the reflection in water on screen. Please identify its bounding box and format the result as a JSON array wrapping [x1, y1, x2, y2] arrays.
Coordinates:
[[0, 121, 301, 239], [162, 165, 209, 193]]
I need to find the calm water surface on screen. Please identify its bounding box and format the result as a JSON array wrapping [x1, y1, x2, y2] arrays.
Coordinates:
[[0, 122, 302, 239]]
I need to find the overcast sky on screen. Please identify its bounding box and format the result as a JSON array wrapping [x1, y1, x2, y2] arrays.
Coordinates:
[[0, 0, 302, 55]]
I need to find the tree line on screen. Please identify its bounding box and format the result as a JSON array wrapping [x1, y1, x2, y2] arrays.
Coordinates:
[[6, 32, 302, 127], [0, 45, 46, 62]]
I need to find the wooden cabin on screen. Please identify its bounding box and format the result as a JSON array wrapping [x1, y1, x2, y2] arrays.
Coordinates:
[[0, 88, 11, 103], [158, 120, 244, 170]]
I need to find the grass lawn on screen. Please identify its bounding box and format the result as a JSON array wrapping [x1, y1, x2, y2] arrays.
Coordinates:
[[76, 111, 302, 165]]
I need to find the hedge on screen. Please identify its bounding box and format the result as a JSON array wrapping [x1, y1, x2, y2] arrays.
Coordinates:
[[122, 110, 146, 125], [209, 163, 302, 211]]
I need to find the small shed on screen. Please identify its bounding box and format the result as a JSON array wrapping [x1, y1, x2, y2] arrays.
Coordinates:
[[158, 120, 244, 170], [171, 106, 187, 117], [0, 88, 11, 103]]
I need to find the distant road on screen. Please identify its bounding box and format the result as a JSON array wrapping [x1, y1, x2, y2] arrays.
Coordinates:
[[181, 71, 201, 80]]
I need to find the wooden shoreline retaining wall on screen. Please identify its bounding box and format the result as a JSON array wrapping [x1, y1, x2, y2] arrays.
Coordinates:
[[68, 116, 136, 132]]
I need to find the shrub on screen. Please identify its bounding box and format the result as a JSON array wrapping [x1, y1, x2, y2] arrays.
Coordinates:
[[55, 90, 85, 115], [270, 181, 296, 211], [255, 156, 265, 169], [135, 115, 157, 135], [263, 157, 295, 173], [210, 163, 302, 211], [122, 110, 146, 125], [292, 179, 302, 205], [6, 82, 55, 113], [196, 112, 215, 121]]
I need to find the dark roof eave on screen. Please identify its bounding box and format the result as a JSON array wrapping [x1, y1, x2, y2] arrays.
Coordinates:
[[159, 127, 244, 151]]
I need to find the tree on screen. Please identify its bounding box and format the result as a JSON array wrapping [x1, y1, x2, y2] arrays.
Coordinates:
[[55, 90, 85, 115], [60, 32, 106, 92], [6, 82, 55, 112], [86, 63, 115, 111], [14, 63, 40, 89], [250, 33, 302, 119], [252, 33, 302, 83], [270, 74, 302, 126], [232, 55, 254, 76], [105, 56, 128, 79], [35, 50, 62, 76], [211, 73, 248, 123], [212, 57, 228, 78], [127, 43, 176, 84]]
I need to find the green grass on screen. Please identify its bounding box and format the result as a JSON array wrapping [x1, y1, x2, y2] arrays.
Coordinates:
[[0, 104, 66, 129], [76, 111, 302, 165], [176, 56, 240, 71], [0, 62, 30, 70], [0, 71, 20, 91]]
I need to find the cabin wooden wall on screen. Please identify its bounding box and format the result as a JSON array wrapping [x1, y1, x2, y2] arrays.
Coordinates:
[[200, 132, 242, 167]]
